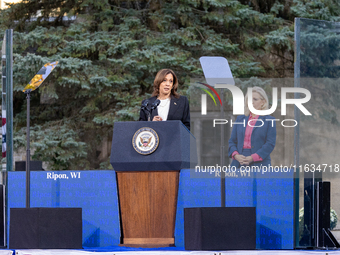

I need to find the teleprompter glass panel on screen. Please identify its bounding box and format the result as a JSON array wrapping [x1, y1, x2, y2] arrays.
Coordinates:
[[295, 18, 340, 248]]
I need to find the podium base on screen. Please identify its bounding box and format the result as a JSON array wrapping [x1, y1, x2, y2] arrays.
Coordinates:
[[117, 171, 178, 248], [120, 238, 175, 248]]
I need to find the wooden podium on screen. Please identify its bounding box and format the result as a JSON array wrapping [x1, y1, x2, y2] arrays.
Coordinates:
[[110, 121, 196, 247], [116, 171, 178, 246]]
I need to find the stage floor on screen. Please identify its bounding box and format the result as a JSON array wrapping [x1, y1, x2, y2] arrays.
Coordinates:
[[1, 249, 339, 255]]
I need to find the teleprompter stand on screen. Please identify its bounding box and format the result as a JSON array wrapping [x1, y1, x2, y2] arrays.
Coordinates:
[[9, 63, 82, 249]]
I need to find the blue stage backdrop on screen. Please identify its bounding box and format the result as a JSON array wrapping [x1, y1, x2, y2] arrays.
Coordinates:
[[7, 170, 120, 247], [8, 169, 294, 249], [176, 170, 294, 249]]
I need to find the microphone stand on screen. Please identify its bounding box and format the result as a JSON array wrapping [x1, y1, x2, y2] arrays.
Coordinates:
[[141, 101, 151, 121], [143, 108, 151, 121], [150, 100, 160, 121]]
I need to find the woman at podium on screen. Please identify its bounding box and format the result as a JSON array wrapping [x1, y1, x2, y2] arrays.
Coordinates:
[[139, 69, 190, 130], [228, 86, 276, 168]]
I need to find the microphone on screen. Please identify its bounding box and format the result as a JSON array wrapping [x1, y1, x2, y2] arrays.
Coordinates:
[[151, 99, 160, 110], [149, 99, 160, 121], [141, 100, 151, 121], [141, 100, 149, 110]]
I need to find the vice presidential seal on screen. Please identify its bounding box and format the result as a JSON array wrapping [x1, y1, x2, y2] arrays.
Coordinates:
[[132, 127, 159, 155]]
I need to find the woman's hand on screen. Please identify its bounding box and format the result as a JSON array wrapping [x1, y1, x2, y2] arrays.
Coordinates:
[[234, 154, 247, 165], [152, 115, 163, 121], [234, 154, 254, 165], [243, 156, 254, 165]]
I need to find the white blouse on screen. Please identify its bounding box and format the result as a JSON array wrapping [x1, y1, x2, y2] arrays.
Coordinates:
[[157, 98, 170, 121]]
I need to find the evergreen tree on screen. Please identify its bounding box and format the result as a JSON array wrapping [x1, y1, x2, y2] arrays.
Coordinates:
[[0, 0, 339, 169]]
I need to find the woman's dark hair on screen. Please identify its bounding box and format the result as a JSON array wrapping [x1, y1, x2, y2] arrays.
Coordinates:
[[151, 69, 180, 98]]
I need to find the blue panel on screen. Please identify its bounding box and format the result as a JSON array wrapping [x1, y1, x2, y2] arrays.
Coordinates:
[[224, 171, 294, 249], [176, 170, 294, 249], [8, 170, 120, 247], [225, 177, 255, 207], [175, 169, 220, 247], [8, 169, 294, 249], [256, 178, 294, 249]]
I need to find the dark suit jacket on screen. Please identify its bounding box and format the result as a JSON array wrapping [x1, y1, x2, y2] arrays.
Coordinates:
[[139, 95, 190, 131], [228, 115, 276, 167]]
